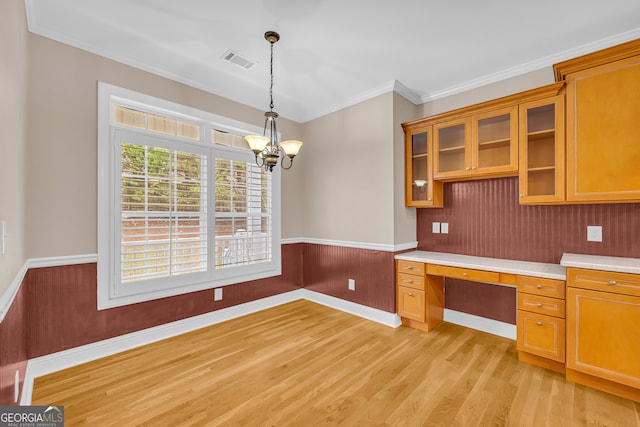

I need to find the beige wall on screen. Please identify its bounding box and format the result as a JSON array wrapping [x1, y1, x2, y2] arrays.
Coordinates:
[[300, 93, 396, 245], [0, 0, 28, 296], [25, 35, 303, 258], [393, 93, 420, 245]]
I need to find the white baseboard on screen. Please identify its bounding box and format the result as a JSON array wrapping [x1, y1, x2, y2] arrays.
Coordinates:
[[303, 289, 402, 328], [21, 288, 399, 405], [444, 309, 516, 340]]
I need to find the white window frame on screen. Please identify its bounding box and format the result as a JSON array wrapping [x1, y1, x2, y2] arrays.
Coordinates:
[[97, 82, 281, 309]]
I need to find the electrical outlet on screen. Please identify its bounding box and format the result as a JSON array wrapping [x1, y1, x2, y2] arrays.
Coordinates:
[[587, 225, 602, 242], [14, 370, 19, 403], [432, 222, 441, 234], [214, 288, 223, 301], [348, 279, 355, 291], [441, 223, 449, 234]]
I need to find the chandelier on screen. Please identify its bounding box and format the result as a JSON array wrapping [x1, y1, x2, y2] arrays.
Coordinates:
[[245, 31, 303, 172]]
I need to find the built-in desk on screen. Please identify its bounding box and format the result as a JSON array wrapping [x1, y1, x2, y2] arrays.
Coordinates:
[[395, 251, 566, 281], [395, 251, 640, 402], [394, 251, 567, 372]]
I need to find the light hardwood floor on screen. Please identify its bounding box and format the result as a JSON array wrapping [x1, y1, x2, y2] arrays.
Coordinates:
[[33, 300, 640, 426]]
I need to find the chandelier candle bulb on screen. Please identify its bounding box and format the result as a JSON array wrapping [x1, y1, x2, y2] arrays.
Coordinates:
[[245, 135, 270, 154], [280, 140, 303, 158]]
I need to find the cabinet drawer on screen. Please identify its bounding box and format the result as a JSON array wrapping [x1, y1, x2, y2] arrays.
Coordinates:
[[517, 275, 565, 299], [397, 260, 425, 276], [397, 273, 425, 290], [397, 286, 425, 322], [517, 311, 565, 362], [567, 268, 640, 297], [426, 264, 499, 284], [518, 293, 565, 318]]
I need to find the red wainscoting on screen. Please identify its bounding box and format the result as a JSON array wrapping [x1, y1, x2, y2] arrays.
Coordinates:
[[417, 176, 640, 324], [302, 243, 396, 313], [0, 282, 28, 406], [26, 244, 303, 358]]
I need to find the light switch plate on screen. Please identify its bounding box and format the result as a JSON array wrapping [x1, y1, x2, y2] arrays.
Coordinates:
[[441, 223, 449, 234], [1, 221, 6, 255], [348, 279, 355, 291], [432, 222, 441, 234], [587, 225, 602, 242]]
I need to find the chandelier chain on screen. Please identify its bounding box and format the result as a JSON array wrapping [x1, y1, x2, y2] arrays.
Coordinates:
[[269, 42, 274, 111]]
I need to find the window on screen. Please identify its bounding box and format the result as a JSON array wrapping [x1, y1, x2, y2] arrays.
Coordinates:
[[98, 83, 281, 309]]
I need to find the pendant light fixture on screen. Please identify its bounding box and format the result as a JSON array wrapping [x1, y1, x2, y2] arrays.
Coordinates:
[[245, 31, 303, 172]]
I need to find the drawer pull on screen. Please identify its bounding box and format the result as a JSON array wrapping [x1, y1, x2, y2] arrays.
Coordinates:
[[608, 280, 617, 286], [407, 280, 413, 283], [462, 272, 468, 277], [536, 303, 543, 308], [536, 321, 543, 326], [536, 284, 543, 289], [408, 293, 414, 297], [406, 266, 413, 270]]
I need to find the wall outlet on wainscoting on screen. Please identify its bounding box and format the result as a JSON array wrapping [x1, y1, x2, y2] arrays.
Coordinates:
[[348, 279, 355, 291], [432, 222, 441, 234], [441, 223, 449, 234], [214, 288, 223, 301]]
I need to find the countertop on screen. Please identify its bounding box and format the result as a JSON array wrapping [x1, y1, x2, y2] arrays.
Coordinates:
[[395, 251, 566, 280], [560, 253, 640, 275]]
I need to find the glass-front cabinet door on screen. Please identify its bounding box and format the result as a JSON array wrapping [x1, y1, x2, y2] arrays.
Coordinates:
[[433, 118, 471, 179], [518, 95, 565, 204], [404, 125, 442, 207], [472, 106, 518, 177]]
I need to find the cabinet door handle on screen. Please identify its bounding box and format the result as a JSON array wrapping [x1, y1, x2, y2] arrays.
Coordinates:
[[465, 167, 471, 171], [536, 321, 543, 326], [471, 166, 476, 170], [519, 194, 525, 198], [408, 293, 414, 297], [608, 280, 617, 286]]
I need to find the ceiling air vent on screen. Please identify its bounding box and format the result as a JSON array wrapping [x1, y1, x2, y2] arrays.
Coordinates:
[[222, 50, 256, 70]]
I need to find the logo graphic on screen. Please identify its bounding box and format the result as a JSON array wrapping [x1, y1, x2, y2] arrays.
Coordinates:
[[0, 405, 64, 426]]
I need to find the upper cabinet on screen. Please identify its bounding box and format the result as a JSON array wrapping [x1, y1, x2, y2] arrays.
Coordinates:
[[518, 94, 565, 204], [402, 39, 640, 208], [555, 39, 640, 203], [403, 124, 443, 207], [433, 106, 518, 180]]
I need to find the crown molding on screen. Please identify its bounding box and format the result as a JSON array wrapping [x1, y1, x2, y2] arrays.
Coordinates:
[[421, 28, 640, 103]]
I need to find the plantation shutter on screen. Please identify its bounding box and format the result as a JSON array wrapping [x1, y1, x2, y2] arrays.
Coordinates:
[[117, 130, 209, 285], [214, 152, 273, 271]]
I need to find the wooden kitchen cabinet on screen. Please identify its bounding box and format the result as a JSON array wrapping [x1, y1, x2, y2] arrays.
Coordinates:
[[402, 124, 443, 207], [518, 95, 565, 204], [566, 267, 640, 401], [396, 260, 444, 332], [433, 106, 518, 180], [516, 275, 566, 372], [555, 40, 640, 203]]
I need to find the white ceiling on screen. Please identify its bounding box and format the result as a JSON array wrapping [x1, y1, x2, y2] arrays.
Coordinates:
[[25, 0, 640, 123]]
